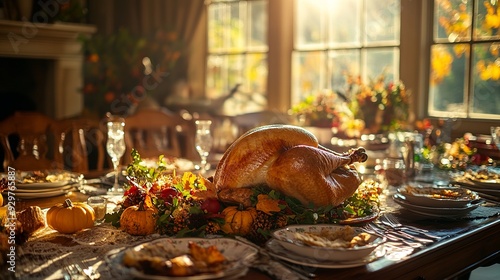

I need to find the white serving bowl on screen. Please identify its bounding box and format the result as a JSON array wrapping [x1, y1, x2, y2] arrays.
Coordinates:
[[271, 224, 385, 262], [397, 184, 480, 208]]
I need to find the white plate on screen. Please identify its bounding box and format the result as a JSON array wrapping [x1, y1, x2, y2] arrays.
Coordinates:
[[393, 194, 482, 218], [13, 185, 75, 193], [105, 237, 258, 280], [265, 238, 385, 269], [271, 224, 385, 262], [6, 186, 75, 199], [10, 170, 82, 189], [397, 185, 480, 208]]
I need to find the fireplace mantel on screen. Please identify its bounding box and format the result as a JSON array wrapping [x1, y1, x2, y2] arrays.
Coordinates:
[[0, 20, 96, 118]]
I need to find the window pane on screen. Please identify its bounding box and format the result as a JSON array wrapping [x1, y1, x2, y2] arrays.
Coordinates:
[[429, 44, 469, 116], [328, 0, 361, 47], [208, 4, 225, 51], [295, 0, 327, 49], [228, 2, 246, 52], [474, 0, 500, 40], [248, 0, 267, 49], [364, 0, 400, 45], [206, 55, 228, 99], [434, 0, 472, 42], [327, 50, 360, 97], [471, 42, 500, 117], [363, 47, 399, 82], [245, 53, 268, 94], [292, 51, 326, 104]]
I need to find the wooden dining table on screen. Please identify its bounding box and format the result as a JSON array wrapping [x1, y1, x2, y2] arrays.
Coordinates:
[[8, 172, 500, 280]]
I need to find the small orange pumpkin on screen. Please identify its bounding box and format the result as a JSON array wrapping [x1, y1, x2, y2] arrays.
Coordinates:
[[46, 199, 95, 234], [221, 204, 257, 236], [120, 201, 158, 236]]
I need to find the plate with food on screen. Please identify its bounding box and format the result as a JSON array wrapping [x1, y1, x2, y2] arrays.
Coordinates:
[[397, 185, 481, 208], [271, 224, 385, 262], [13, 170, 81, 189], [105, 237, 258, 280], [265, 238, 385, 269], [393, 193, 482, 218]]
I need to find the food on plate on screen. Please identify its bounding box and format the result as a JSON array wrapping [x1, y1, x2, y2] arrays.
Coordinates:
[[214, 124, 368, 207], [292, 226, 372, 248], [401, 185, 479, 200], [459, 168, 500, 182], [18, 170, 74, 184], [122, 241, 227, 276], [46, 199, 95, 234]]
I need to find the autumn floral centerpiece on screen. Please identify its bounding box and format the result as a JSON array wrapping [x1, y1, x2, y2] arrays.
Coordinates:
[[346, 74, 411, 134], [106, 150, 381, 244]]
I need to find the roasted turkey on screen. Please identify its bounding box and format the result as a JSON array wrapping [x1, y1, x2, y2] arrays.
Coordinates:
[[213, 124, 367, 207]]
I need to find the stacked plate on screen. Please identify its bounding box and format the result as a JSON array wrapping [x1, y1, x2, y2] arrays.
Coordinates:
[[451, 173, 500, 202], [265, 224, 386, 269], [3, 170, 81, 199], [393, 184, 482, 218]]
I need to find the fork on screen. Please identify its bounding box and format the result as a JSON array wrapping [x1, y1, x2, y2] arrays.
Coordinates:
[[382, 213, 438, 235], [364, 223, 423, 249], [64, 263, 92, 280]]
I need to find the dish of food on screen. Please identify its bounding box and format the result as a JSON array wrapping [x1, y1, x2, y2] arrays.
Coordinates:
[[393, 193, 482, 218], [271, 224, 385, 262], [105, 237, 258, 280], [397, 185, 480, 208], [265, 238, 385, 269], [13, 170, 81, 189]]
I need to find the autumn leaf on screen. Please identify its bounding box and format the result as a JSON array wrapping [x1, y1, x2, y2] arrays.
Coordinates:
[[256, 194, 281, 214]]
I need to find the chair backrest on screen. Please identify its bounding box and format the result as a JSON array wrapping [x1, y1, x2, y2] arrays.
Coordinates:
[[122, 109, 198, 164], [0, 111, 58, 171], [52, 117, 106, 176], [230, 110, 292, 137]]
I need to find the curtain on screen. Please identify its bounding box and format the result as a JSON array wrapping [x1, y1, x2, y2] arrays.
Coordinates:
[[88, 0, 207, 101]]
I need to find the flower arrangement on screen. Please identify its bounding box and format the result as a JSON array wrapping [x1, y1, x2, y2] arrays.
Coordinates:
[[346, 74, 411, 134], [80, 28, 183, 117], [290, 89, 354, 128], [106, 150, 381, 244]]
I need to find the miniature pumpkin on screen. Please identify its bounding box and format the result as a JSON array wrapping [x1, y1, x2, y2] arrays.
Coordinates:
[[46, 199, 95, 234], [120, 201, 158, 236], [221, 204, 257, 236]]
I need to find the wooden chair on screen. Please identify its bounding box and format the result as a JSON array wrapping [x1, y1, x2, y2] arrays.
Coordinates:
[[0, 111, 58, 171], [52, 117, 106, 177], [122, 109, 198, 164]]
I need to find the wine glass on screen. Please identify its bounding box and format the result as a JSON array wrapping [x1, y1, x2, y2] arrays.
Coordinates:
[[491, 126, 500, 150], [195, 120, 213, 174], [106, 120, 126, 194]]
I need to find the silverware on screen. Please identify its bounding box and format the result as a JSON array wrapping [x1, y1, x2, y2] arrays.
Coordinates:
[[364, 224, 423, 248], [235, 236, 315, 280], [380, 214, 441, 241], [64, 263, 92, 280]]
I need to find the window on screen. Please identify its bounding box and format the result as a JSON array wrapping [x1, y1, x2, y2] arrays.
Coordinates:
[[292, 0, 401, 104], [206, 0, 268, 115], [429, 0, 500, 119]]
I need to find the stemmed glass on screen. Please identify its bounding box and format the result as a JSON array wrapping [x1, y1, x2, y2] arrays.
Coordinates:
[[106, 120, 126, 194], [195, 120, 213, 174]]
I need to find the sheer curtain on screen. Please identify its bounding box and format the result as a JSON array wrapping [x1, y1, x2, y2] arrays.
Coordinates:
[[88, 0, 207, 100]]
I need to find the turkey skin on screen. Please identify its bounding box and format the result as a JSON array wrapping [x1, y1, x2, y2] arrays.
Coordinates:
[[213, 124, 367, 207]]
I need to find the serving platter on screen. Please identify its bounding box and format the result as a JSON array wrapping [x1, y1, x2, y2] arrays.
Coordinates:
[[393, 194, 482, 218], [105, 237, 258, 280], [11, 170, 82, 189], [265, 238, 385, 269], [7, 185, 75, 199]]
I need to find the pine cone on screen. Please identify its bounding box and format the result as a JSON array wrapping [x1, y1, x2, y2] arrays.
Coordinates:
[[248, 211, 288, 245]]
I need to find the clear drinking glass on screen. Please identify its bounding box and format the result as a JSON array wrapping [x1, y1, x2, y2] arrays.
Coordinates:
[[195, 120, 213, 174], [87, 196, 107, 223], [106, 120, 126, 194]]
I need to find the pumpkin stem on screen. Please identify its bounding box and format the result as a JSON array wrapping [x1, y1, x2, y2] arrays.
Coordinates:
[[237, 203, 245, 211], [138, 201, 145, 211], [64, 199, 73, 208]]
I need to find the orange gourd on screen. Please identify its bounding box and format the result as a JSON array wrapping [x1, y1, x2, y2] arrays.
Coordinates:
[[221, 204, 257, 236], [46, 199, 95, 234], [120, 201, 158, 236]]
